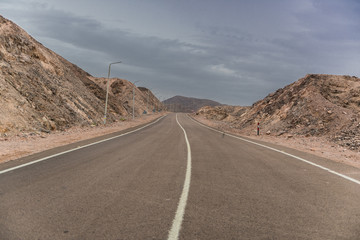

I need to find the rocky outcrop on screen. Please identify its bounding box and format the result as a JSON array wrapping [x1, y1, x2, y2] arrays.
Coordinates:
[[0, 15, 161, 136], [89, 77, 164, 116], [197, 74, 360, 151], [197, 105, 248, 121]]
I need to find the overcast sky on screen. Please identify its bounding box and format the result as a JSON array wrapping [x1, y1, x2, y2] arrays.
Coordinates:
[[1, 0, 360, 105]]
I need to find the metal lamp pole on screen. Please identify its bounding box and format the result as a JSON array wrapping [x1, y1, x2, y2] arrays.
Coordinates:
[[104, 61, 122, 124], [132, 80, 140, 120]]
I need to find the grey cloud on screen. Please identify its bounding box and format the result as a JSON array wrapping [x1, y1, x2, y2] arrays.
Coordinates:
[[1, 0, 360, 105]]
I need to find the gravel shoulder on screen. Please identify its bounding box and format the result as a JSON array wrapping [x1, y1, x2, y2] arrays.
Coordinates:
[[0, 113, 165, 164], [192, 115, 360, 169]]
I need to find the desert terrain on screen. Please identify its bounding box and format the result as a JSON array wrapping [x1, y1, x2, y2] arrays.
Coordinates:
[[1, 14, 360, 170], [0, 15, 163, 137], [194, 74, 360, 168], [0, 15, 165, 163]]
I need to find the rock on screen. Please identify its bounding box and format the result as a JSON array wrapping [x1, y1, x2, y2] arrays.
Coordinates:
[[266, 130, 271, 135], [39, 128, 50, 133], [277, 131, 286, 136], [49, 120, 57, 131]]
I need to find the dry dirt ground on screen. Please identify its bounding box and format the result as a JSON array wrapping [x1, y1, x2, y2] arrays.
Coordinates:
[[0, 113, 165, 164], [193, 115, 360, 169]]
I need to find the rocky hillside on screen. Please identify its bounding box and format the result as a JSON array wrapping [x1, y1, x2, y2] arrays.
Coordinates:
[[197, 105, 249, 122], [138, 87, 164, 113], [89, 77, 163, 116], [163, 95, 223, 112], [196, 74, 360, 151], [0, 15, 160, 136]]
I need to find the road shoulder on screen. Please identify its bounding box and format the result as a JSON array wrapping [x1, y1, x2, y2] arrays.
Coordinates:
[[0, 114, 166, 171]]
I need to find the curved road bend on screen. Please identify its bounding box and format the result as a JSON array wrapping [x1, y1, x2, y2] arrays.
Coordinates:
[[1, 113, 360, 239]]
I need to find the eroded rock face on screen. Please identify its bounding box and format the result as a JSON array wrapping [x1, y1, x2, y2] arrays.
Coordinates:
[[89, 78, 164, 116], [0, 15, 162, 136], [197, 74, 360, 151], [0, 15, 113, 135]]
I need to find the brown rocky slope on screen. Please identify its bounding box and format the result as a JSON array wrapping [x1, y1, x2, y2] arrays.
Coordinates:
[[0, 15, 161, 136], [196, 74, 360, 151], [89, 77, 163, 116]]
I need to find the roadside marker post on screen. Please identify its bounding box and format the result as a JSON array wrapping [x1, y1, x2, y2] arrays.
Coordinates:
[[257, 122, 260, 136]]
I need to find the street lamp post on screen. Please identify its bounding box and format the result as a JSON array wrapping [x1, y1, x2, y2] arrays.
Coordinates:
[[132, 80, 140, 120], [104, 61, 121, 124]]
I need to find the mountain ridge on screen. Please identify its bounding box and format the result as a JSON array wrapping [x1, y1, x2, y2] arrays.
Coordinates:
[[163, 95, 223, 112]]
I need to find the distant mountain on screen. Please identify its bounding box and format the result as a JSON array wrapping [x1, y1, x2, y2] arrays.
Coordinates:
[[163, 95, 223, 112]]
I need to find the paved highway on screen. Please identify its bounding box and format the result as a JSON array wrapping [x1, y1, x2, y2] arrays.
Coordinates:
[[1, 113, 360, 239]]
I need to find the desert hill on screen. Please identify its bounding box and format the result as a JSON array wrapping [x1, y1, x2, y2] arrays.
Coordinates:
[[197, 105, 249, 121], [163, 95, 223, 112], [197, 74, 360, 151], [89, 77, 163, 116], [138, 87, 163, 113], [0, 15, 161, 136]]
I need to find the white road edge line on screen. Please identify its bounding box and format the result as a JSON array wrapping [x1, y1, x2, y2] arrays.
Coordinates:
[[168, 114, 192, 240], [188, 115, 360, 186], [0, 115, 166, 175]]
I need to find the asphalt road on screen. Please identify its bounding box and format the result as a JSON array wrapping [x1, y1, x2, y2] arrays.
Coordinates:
[[1, 113, 360, 239]]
